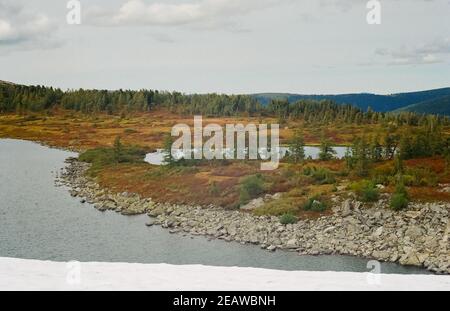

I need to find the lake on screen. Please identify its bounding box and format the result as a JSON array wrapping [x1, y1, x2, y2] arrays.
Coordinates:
[[0, 139, 429, 274], [145, 146, 349, 165]]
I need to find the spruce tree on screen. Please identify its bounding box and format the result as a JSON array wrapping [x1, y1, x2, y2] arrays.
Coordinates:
[[288, 130, 305, 163], [319, 135, 336, 161]]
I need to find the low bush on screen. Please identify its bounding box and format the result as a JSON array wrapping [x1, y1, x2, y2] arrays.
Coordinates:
[[403, 167, 438, 187], [254, 196, 300, 216], [390, 178, 409, 211], [303, 166, 336, 185], [279, 213, 298, 225], [390, 193, 409, 211], [79, 141, 146, 176], [350, 180, 380, 202], [239, 174, 265, 205], [371, 162, 395, 185], [303, 197, 327, 212]]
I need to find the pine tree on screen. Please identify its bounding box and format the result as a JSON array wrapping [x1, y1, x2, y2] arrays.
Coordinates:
[[370, 135, 383, 162], [288, 130, 305, 163], [163, 134, 175, 165], [113, 136, 123, 163], [394, 154, 404, 175], [344, 147, 354, 171], [352, 136, 370, 177], [319, 135, 336, 161]]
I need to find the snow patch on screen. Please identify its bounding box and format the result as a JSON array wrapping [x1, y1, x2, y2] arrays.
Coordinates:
[[0, 257, 449, 291]]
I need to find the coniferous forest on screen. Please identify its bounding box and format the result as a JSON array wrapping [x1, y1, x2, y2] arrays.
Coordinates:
[[1, 82, 449, 128]]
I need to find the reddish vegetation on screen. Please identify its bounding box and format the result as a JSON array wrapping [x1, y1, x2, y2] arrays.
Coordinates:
[[96, 163, 244, 208], [0, 108, 390, 152], [2, 109, 450, 211], [409, 187, 450, 202], [404, 157, 446, 174]]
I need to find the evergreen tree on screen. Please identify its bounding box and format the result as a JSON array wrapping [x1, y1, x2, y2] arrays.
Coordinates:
[[370, 135, 383, 162], [163, 134, 175, 165], [352, 136, 370, 177], [287, 130, 305, 163], [394, 154, 404, 175], [113, 136, 123, 163], [319, 135, 336, 161]]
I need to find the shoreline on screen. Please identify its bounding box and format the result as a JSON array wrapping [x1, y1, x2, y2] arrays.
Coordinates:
[[58, 157, 450, 275]]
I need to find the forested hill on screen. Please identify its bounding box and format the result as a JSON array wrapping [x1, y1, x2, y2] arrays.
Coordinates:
[[394, 95, 450, 116], [253, 87, 450, 112], [0, 81, 449, 126]]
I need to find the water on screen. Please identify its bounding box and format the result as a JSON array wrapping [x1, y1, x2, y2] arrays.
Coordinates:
[[0, 139, 429, 274], [145, 146, 349, 165]]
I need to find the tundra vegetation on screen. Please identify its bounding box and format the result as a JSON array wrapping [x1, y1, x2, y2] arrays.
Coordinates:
[[1, 83, 450, 222]]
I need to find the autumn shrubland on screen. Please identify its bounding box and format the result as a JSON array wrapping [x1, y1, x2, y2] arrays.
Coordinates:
[[1, 83, 450, 220]]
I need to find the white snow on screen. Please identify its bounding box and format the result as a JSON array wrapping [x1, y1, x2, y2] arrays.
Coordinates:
[[0, 257, 449, 291]]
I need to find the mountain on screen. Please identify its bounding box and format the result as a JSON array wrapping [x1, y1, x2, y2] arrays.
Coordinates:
[[394, 95, 450, 116], [253, 87, 450, 113]]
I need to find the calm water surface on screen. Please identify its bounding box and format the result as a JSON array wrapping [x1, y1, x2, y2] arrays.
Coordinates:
[[0, 139, 429, 274], [145, 146, 349, 165]]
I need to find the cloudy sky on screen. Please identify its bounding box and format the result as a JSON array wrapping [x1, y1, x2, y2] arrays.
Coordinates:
[[0, 0, 449, 94]]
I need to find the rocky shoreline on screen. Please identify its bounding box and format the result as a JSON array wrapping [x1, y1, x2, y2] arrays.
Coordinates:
[[58, 157, 450, 274]]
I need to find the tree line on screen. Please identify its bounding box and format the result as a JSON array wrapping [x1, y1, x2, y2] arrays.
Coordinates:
[[1, 83, 449, 128]]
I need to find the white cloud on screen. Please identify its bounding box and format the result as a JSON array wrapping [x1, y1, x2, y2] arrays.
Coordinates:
[[0, 1, 58, 50], [375, 38, 450, 65], [319, 0, 445, 12], [87, 0, 288, 29]]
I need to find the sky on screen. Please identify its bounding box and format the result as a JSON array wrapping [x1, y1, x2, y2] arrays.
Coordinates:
[[0, 0, 449, 95]]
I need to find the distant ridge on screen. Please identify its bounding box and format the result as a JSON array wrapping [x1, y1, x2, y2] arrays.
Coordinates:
[[394, 95, 450, 116], [253, 87, 450, 113]]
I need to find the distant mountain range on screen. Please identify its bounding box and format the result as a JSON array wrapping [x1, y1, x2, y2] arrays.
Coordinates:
[[393, 95, 450, 116], [253, 87, 450, 115]]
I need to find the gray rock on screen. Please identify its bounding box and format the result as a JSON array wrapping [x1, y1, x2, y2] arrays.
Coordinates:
[[240, 198, 265, 211], [405, 225, 423, 239], [341, 199, 352, 217], [267, 245, 277, 252], [286, 239, 298, 249]]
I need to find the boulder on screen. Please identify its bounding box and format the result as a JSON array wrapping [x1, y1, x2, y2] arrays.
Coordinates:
[[240, 198, 265, 211], [148, 207, 164, 217], [267, 245, 277, 252], [400, 252, 421, 266], [341, 199, 352, 217], [405, 225, 424, 239], [145, 219, 155, 227], [286, 239, 298, 249]]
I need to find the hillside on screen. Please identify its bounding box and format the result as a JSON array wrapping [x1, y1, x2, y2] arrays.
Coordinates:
[[394, 95, 450, 116], [253, 87, 450, 112]]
